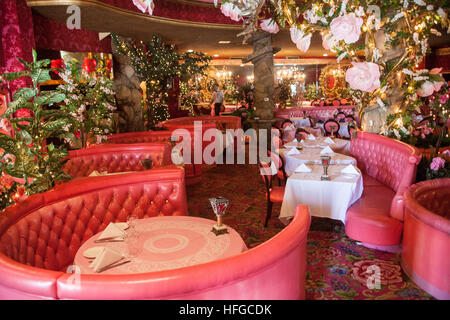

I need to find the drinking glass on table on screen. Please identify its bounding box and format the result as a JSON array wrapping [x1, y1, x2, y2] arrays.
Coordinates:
[[124, 228, 141, 258]]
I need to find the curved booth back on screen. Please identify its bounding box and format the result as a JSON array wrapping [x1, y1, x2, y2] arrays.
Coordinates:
[[161, 116, 242, 131], [402, 178, 450, 300], [349, 131, 421, 220], [63, 143, 172, 178], [0, 168, 187, 299], [0, 204, 309, 300]]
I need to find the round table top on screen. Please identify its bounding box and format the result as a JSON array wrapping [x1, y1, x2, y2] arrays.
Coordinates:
[[74, 216, 247, 275]]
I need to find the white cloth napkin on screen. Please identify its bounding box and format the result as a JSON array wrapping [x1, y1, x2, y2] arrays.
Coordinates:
[[98, 222, 127, 241], [341, 164, 360, 175], [286, 148, 301, 156], [91, 247, 124, 273], [270, 161, 278, 175], [89, 170, 102, 177], [324, 137, 335, 144], [291, 138, 298, 143], [320, 146, 335, 155], [295, 163, 312, 173], [307, 134, 316, 140]]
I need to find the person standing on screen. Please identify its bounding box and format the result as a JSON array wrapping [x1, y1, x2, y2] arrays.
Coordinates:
[[210, 84, 224, 116]]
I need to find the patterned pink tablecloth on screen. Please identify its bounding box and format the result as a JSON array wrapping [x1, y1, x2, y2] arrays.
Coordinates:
[[74, 216, 247, 275]]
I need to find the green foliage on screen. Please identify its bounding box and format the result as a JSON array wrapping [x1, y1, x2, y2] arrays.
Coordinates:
[[0, 50, 74, 209], [112, 34, 211, 129]]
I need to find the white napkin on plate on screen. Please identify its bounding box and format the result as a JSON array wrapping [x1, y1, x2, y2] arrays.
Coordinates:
[[341, 164, 360, 175], [91, 247, 124, 273], [307, 134, 316, 140], [324, 137, 335, 144], [295, 163, 312, 173], [286, 148, 301, 156], [320, 146, 334, 155], [98, 222, 127, 241]]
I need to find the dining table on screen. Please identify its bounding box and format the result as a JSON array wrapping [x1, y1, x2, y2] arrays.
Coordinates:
[[74, 216, 247, 274], [278, 137, 363, 224]]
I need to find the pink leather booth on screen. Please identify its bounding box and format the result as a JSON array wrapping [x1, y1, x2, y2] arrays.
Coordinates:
[[0, 202, 309, 300], [0, 168, 187, 299], [106, 124, 216, 185], [345, 132, 422, 250], [161, 116, 242, 131], [275, 105, 356, 122], [63, 143, 172, 178], [402, 178, 449, 300]]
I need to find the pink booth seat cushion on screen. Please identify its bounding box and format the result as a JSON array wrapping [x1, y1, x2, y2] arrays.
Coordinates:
[[401, 178, 450, 300], [345, 132, 421, 247], [62, 143, 172, 178], [0, 167, 187, 299], [56, 205, 311, 300]]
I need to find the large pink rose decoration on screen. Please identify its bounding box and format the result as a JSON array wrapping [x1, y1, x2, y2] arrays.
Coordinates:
[[430, 157, 446, 171], [132, 0, 154, 15], [220, 3, 242, 22], [260, 19, 279, 34], [345, 62, 381, 92], [290, 26, 312, 52], [330, 13, 364, 44], [417, 81, 435, 97]]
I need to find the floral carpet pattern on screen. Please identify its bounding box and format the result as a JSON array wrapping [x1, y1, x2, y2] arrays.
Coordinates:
[[186, 163, 434, 300]]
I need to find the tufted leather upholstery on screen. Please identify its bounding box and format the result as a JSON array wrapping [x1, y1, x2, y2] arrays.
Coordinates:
[[0, 203, 309, 300], [345, 132, 422, 246], [161, 116, 242, 131], [0, 168, 187, 299], [63, 143, 172, 178], [275, 105, 356, 123], [401, 178, 450, 300]]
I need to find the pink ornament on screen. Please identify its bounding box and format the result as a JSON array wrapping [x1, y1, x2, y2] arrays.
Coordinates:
[[260, 19, 279, 34], [330, 13, 363, 44], [345, 62, 381, 92]]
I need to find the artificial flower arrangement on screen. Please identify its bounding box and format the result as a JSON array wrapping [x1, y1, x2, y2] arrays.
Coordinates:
[[0, 50, 75, 210], [426, 150, 449, 180], [55, 57, 116, 148], [215, 0, 449, 127]]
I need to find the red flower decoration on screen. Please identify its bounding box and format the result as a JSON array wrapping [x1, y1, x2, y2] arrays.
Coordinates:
[[51, 59, 66, 74], [82, 58, 97, 73], [106, 59, 112, 72]]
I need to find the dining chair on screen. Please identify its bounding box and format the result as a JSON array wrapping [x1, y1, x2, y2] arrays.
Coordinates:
[[281, 119, 293, 129], [324, 119, 341, 137], [336, 112, 346, 122], [272, 135, 283, 150], [258, 161, 285, 228], [345, 115, 356, 123], [268, 150, 287, 186]]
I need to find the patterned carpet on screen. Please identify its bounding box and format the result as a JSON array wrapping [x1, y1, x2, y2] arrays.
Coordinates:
[[186, 162, 434, 300]]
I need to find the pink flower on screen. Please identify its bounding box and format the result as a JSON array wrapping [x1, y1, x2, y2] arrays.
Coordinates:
[[260, 19, 279, 34], [433, 81, 444, 92], [132, 0, 154, 15], [442, 150, 450, 157], [430, 157, 445, 171], [330, 13, 363, 44], [220, 3, 241, 22], [322, 32, 336, 51], [290, 26, 312, 52], [417, 81, 435, 97], [440, 94, 449, 104], [345, 62, 381, 92]]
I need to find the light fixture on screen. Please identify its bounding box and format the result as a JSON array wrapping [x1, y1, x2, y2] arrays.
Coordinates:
[[187, 49, 193, 53], [214, 54, 219, 57], [218, 41, 231, 44], [323, 53, 328, 56]]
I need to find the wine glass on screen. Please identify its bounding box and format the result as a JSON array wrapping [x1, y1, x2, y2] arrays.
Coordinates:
[[320, 155, 331, 181], [209, 197, 229, 235]]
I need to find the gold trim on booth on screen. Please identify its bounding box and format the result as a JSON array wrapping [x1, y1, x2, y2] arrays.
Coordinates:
[[436, 47, 450, 56]]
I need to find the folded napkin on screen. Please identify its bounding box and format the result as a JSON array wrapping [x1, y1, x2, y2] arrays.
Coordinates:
[[324, 137, 335, 144], [98, 222, 127, 241], [295, 163, 312, 173], [91, 247, 124, 273], [320, 146, 335, 155], [89, 170, 103, 177], [307, 134, 316, 140], [341, 164, 360, 175], [286, 148, 301, 156], [291, 138, 298, 143]]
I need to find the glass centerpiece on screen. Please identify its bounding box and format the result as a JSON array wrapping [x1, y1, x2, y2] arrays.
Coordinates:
[[209, 196, 229, 236], [320, 155, 331, 181]]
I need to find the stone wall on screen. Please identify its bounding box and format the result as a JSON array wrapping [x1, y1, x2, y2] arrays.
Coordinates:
[[112, 39, 144, 132]]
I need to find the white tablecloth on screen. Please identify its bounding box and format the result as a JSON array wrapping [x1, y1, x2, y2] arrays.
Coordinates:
[[290, 117, 311, 128], [279, 164, 363, 224], [284, 137, 351, 155], [279, 148, 357, 175]]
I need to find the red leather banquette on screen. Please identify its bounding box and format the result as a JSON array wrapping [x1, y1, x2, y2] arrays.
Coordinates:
[[402, 178, 450, 300], [345, 132, 422, 249], [62, 143, 172, 178], [0, 167, 187, 299]]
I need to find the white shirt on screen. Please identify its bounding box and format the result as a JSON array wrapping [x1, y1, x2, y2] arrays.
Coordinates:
[[212, 90, 224, 104]]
